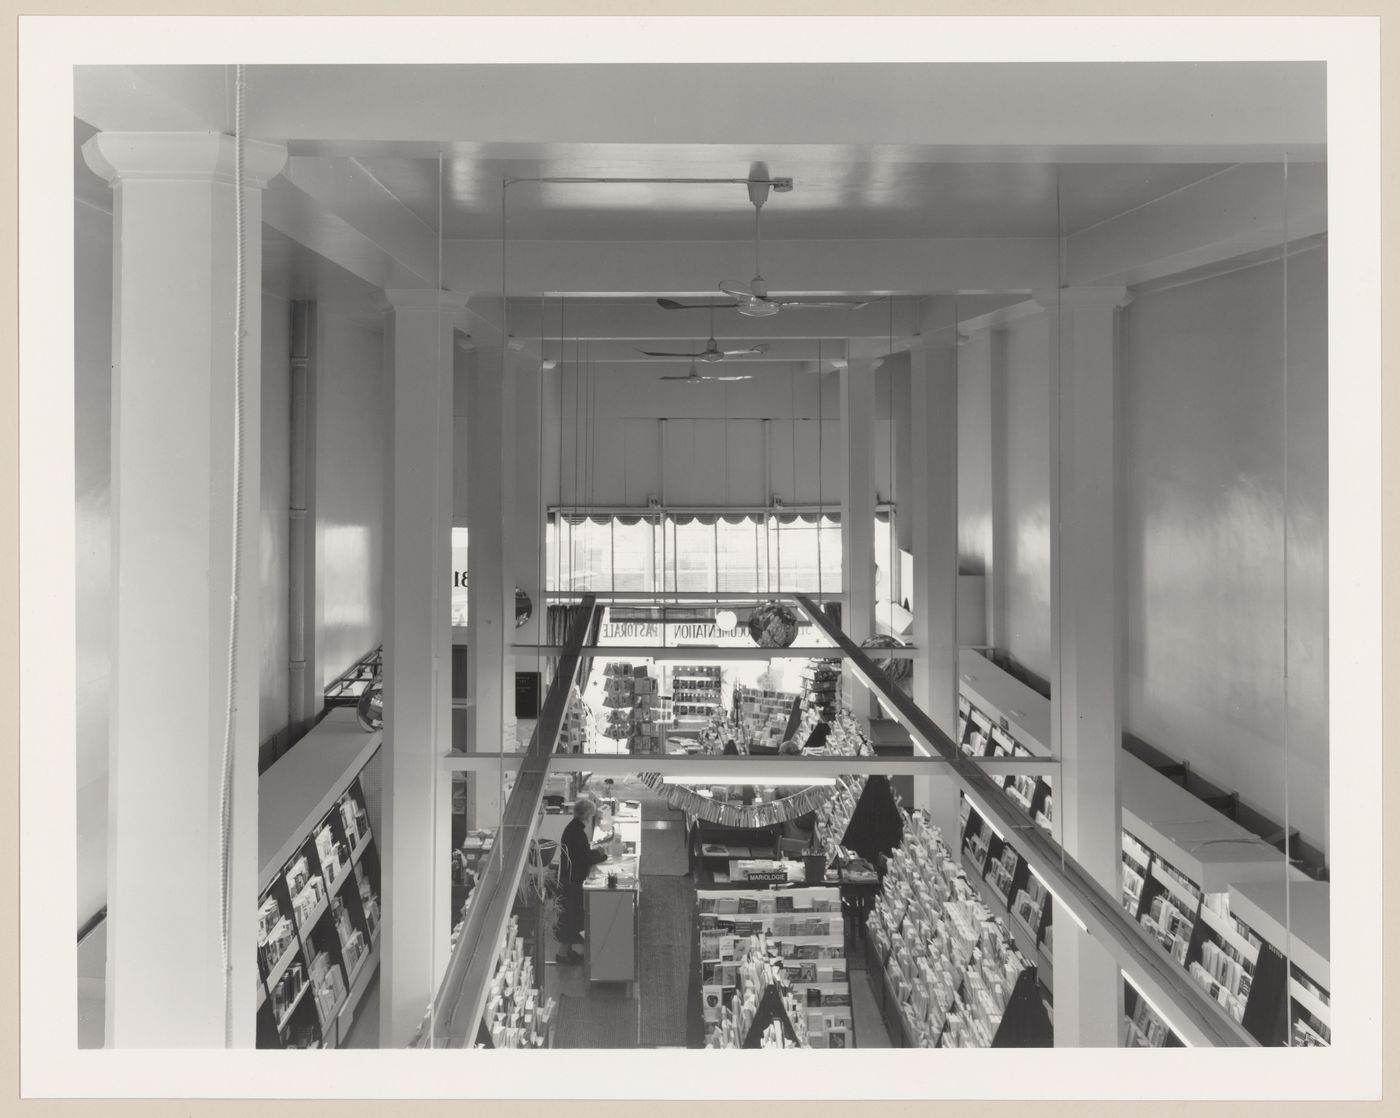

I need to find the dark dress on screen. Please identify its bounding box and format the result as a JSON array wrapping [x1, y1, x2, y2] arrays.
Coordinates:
[[557, 817, 608, 947]]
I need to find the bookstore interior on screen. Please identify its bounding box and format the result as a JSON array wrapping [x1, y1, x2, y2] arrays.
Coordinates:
[[62, 52, 1354, 1078]]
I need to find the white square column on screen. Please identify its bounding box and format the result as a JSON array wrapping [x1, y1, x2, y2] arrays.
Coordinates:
[[906, 298, 963, 846], [82, 131, 286, 1046], [464, 342, 511, 830], [839, 351, 877, 716], [1045, 285, 1132, 1047], [376, 289, 464, 1047]]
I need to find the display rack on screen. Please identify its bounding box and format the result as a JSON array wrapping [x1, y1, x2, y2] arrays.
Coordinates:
[[669, 663, 723, 730], [474, 914, 556, 1048], [1123, 981, 1184, 1047], [734, 685, 803, 747], [958, 794, 1054, 996], [698, 887, 852, 1048], [257, 709, 381, 1049], [957, 693, 1053, 834], [866, 812, 1051, 1048], [802, 658, 842, 723]]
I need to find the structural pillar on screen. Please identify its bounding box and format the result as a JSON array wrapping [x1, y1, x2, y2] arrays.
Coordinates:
[[907, 298, 963, 848], [1045, 285, 1132, 1047], [839, 350, 877, 718], [83, 131, 286, 1046], [465, 342, 510, 830], [288, 300, 319, 738], [889, 351, 914, 610], [376, 288, 464, 1047]]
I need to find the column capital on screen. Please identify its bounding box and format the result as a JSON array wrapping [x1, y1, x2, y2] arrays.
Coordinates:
[[373, 288, 472, 315], [1032, 285, 1133, 310], [81, 132, 287, 189]]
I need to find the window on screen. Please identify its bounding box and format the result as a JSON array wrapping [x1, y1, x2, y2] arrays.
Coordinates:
[[717, 517, 760, 592], [545, 509, 844, 595]]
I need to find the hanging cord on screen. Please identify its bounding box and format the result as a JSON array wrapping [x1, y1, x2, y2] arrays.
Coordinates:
[[217, 61, 248, 1048], [888, 299, 896, 618], [425, 147, 446, 1047], [1280, 152, 1295, 1044], [816, 339, 824, 608]]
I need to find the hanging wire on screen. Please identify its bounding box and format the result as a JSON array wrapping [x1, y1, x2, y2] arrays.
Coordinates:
[[816, 337, 824, 609], [217, 60, 248, 1048], [1054, 171, 1067, 881], [425, 146, 446, 1048], [888, 296, 896, 629], [1280, 151, 1295, 1044]]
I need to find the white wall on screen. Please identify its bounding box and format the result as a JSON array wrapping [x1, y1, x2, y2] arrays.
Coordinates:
[[955, 246, 1329, 857], [998, 314, 1053, 680], [957, 330, 994, 576], [314, 309, 387, 691], [1120, 245, 1328, 853], [259, 296, 292, 760], [543, 364, 870, 509], [75, 194, 112, 928]]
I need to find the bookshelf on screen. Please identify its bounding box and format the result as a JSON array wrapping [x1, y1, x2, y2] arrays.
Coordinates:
[[257, 709, 382, 1049], [698, 887, 852, 1048], [960, 649, 1316, 1047], [1229, 879, 1330, 1047]]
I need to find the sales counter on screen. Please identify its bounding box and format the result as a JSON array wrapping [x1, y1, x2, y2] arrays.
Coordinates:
[[581, 800, 642, 985]]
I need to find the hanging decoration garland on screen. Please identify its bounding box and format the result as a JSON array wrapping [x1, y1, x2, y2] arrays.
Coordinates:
[[636, 772, 838, 829], [747, 600, 800, 648]]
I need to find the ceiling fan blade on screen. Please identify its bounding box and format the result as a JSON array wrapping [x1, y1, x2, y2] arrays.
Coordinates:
[[706, 374, 753, 382], [774, 298, 877, 310], [719, 281, 759, 300], [720, 343, 770, 357], [637, 348, 705, 358], [657, 297, 741, 310], [659, 374, 697, 380]]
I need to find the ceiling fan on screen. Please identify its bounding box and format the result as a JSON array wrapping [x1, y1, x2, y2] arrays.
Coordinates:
[[659, 358, 752, 384], [658, 164, 878, 318], [637, 300, 767, 364]]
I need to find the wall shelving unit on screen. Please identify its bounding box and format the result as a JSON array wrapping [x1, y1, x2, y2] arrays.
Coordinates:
[[257, 709, 382, 1049], [957, 648, 1319, 1047]]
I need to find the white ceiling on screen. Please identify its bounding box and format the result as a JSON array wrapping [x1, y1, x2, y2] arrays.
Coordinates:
[[72, 61, 1326, 319], [356, 156, 1233, 241]]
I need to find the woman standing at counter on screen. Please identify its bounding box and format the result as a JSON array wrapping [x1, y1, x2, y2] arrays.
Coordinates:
[[555, 800, 609, 965]]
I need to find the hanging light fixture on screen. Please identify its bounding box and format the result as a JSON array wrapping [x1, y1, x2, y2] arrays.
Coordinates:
[[715, 608, 739, 631]]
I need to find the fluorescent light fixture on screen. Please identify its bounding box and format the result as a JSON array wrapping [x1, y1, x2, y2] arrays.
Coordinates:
[[661, 774, 837, 787], [714, 609, 738, 630], [1122, 971, 1194, 1048]]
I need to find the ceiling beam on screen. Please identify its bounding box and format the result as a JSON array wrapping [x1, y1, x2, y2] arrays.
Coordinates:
[[1065, 161, 1327, 287], [445, 237, 1057, 297]]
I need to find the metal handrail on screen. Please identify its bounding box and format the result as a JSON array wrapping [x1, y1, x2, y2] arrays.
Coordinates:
[[793, 594, 1257, 1048], [415, 596, 598, 1048]]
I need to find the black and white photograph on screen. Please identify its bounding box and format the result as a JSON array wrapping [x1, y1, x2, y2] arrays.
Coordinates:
[[14, 11, 1385, 1106]]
